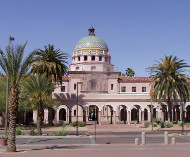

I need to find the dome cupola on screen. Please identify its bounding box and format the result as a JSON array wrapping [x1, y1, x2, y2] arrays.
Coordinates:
[[70, 27, 114, 72]]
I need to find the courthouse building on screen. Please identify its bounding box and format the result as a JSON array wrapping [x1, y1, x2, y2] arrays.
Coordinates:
[[33, 27, 190, 124]]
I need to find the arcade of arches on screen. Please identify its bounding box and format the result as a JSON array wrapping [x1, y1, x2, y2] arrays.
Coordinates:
[[33, 104, 190, 124]]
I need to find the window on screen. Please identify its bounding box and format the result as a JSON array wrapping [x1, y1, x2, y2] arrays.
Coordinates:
[[121, 86, 126, 92], [132, 87, 136, 92], [142, 87, 146, 92], [75, 66, 79, 70], [61, 86, 65, 92], [105, 57, 108, 62], [74, 110, 76, 116], [91, 66, 96, 71], [91, 56, 95, 61], [78, 57, 80, 61], [111, 84, 113, 90], [74, 84, 76, 90], [84, 55, 88, 61], [99, 56, 102, 61]]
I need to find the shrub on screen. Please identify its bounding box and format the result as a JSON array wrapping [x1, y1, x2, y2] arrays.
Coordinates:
[[48, 130, 67, 136], [72, 122, 77, 127], [29, 128, 37, 136], [57, 121, 66, 128], [16, 127, 25, 135], [153, 118, 162, 124], [185, 123, 190, 128], [79, 122, 85, 127], [164, 122, 173, 128], [144, 121, 151, 127], [153, 122, 158, 127]]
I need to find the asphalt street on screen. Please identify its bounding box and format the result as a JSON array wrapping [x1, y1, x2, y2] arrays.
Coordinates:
[[13, 131, 190, 146]]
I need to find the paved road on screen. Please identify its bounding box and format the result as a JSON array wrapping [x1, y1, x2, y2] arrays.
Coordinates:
[[10, 131, 190, 146]]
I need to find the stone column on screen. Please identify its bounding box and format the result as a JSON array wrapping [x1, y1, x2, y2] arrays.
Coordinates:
[[139, 110, 142, 122], [44, 109, 48, 123], [148, 111, 151, 122], [113, 111, 116, 125], [127, 110, 131, 124], [56, 109, 59, 122], [141, 111, 144, 124], [156, 109, 158, 119], [33, 110, 37, 122], [99, 111, 102, 125]]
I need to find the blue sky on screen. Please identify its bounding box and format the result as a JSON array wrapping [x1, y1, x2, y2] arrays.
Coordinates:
[[0, 0, 190, 76]]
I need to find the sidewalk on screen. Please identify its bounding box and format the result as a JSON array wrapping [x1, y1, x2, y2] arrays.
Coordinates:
[[1, 143, 190, 157]]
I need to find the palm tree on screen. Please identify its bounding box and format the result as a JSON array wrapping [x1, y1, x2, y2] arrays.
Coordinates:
[[0, 42, 34, 152], [151, 55, 190, 122], [126, 68, 135, 77], [31, 44, 69, 83], [24, 74, 54, 135]]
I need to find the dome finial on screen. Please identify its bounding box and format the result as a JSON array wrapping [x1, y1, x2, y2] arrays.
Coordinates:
[[88, 26, 95, 36]]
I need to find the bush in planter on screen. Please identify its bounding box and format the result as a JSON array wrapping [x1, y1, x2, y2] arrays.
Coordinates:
[[164, 122, 173, 128], [0, 136, 8, 146]]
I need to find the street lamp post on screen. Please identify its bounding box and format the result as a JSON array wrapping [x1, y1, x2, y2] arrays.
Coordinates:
[[150, 68, 153, 131], [76, 82, 82, 136], [5, 36, 14, 136], [76, 82, 79, 136]]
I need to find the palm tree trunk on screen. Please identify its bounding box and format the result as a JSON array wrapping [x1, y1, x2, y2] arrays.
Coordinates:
[[7, 87, 19, 152], [37, 101, 43, 135], [167, 95, 171, 122]]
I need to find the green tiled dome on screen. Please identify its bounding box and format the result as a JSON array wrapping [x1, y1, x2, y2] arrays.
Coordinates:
[[75, 36, 108, 51]]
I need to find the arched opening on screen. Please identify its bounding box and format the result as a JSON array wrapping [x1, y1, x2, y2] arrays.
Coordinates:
[[48, 107, 56, 125], [120, 105, 127, 124], [186, 106, 190, 122], [59, 108, 66, 121], [89, 105, 99, 123], [153, 108, 156, 119], [144, 109, 148, 121], [131, 108, 138, 121]]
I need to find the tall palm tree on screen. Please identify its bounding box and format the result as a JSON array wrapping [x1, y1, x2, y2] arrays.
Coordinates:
[[126, 68, 135, 77], [24, 74, 54, 135], [31, 44, 69, 83], [0, 42, 34, 152], [151, 55, 190, 122]]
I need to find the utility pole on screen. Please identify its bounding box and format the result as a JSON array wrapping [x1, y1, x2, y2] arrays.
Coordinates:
[[150, 68, 153, 131]]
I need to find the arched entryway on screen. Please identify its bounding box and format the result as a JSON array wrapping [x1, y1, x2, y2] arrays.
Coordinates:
[[89, 105, 99, 123], [119, 105, 127, 124], [144, 108, 148, 121], [186, 106, 190, 122], [101, 105, 114, 124], [59, 108, 66, 121], [131, 108, 137, 121], [153, 108, 156, 119]]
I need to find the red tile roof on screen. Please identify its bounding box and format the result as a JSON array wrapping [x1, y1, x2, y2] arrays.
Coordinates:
[[119, 77, 150, 82], [62, 76, 69, 80]]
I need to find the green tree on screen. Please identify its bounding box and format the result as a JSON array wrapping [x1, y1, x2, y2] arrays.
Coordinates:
[[151, 55, 190, 122], [31, 44, 69, 83], [24, 74, 54, 135], [0, 76, 6, 115], [0, 42, 34, 152], [126, 68, 135, 77]]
